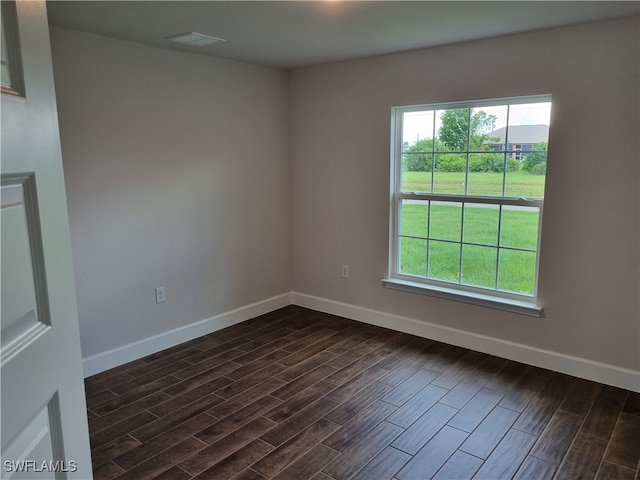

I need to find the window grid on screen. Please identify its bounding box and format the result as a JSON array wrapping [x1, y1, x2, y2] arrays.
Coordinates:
[[397, 199, 539, 293]]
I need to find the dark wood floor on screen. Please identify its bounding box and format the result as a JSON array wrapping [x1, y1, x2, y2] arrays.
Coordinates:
[[85, 306, 640, 480]]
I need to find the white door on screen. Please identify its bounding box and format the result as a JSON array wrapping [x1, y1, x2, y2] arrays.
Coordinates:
[[1, 1, 92, 478]]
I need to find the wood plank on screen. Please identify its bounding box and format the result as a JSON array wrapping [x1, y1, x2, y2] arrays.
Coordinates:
[[89, 391, 171, 433], [90, 411, 158, 448], [459, 406, 519, 459], [206, 376, 287, 420], [110, 361, 194, 392], [431, 450, 483, 479], [322, 421, 403, 480], [180, 417, 277, 475], [192, 440, 274, 480], [529, 410, 582, 464], [324, 381, 393, 425], [396, 426, 468, 480], [512, 372, 573, 436], [473, 429, 537, 479], [512, 456, 556, 480], [261, 396, 339, 447], [497, 366, 549, 412], [226, 349, 291, 381], [215, 362, 288, 399], [149, 376, 231, 417], [380, 369, 439, 406], [349, 446, 410, 480], [325, 338, 388, 370], [621, 391, 639, 416], [131, 394, 224, 442], [115, 413, 217, 470], [115, 436, 207, 480], [581, 386, 628, 440], [603, 413, 640, 470], [271, 365, 337, 400], [323, 400, 397, 451], [264, 380, 336, 423], [439, 377, 484, 410], [431, 350, 488, 390], [92, 461, 124, 480], [92, 375, 180, 415], [90, 435, 142, 469], [386, 384, 449, 428], [447, 387, 504, 433], [152, 466, 192, 480], [595, 462, 637, 480], [173, 350, 246, 380], [272, 444, 340, 480], [232, 337, 293, 364], [230, 469, 269, 480], [252, 418, 341, 478], [195, 395, 282, 444], [559, 378, 602, 416], [391, 403, 458, 455], [324, 365, 389, 403], [554, 433, 607, 480], [275, 352, 337, 383], [163, 362, 239, 396]]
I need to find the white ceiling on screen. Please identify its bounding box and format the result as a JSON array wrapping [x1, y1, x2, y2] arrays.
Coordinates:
[[47, 1, 640, 69]]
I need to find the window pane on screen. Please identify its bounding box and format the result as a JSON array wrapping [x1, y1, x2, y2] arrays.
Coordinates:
[[433, 154, 465, 194], [467, 154, 506, 196], [400, 200, 428, 237], [504, 102, 550, 197], [401, 154, 432, 193], [505, 150, 546, 197], [403, 111, 435, 149], [505, 166, 545, 198], [500, 206, 540, 249], [462, 245, 497, 288], [463, 204, 499, 246], [498, 249, 536, 295], [475, 104, 508, 153], [436, 108, 469, 152], [428, 240, 460, 282], [429, 201, 462, 241], [400, 237, 427, 276]]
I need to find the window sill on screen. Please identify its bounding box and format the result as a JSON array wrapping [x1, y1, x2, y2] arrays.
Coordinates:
[[381, 278, 543, 317]]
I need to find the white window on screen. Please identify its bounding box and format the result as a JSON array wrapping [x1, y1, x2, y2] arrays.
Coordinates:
[[384, 96, 551, 316]]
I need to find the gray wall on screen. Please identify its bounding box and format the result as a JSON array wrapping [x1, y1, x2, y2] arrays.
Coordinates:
[[290, 17, 639, 372], [51, 27, 291, 358]]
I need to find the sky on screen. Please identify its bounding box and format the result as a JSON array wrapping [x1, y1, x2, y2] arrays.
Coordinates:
[[402, 101, 552, 146]]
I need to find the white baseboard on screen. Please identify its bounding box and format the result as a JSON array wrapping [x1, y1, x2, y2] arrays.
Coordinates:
[[82, 292, 293, 377], [83, 290, 639, 392], [292, 292, 640, 393]]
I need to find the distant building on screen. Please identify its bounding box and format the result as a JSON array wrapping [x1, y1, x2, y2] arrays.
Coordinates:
[[486, 124, 549, 159]]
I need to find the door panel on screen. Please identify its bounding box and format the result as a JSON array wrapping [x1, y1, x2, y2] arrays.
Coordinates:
[[2, 397, 64, 480], [1, 1, 93, 478], [1, 176, 50, 361]]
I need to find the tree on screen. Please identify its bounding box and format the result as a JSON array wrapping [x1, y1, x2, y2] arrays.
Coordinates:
[[403, 139, 434, 171], [522, 142, 547, 175], [438, 109, 497, 151]]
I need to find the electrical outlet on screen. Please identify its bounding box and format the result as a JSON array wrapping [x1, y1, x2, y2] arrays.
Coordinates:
[[155, 286, 166, 303], [341, 264, 349, 279]]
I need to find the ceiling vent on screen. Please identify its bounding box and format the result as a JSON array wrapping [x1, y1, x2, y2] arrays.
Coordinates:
[[165, 32, 226, 47]]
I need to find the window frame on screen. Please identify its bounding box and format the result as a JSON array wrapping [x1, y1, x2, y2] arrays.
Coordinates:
[[384, 95, 551, 316]]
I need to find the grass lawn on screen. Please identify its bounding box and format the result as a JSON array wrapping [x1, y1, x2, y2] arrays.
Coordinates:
[[401, 171, 545, 198], [398, 171, 543, 295]]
